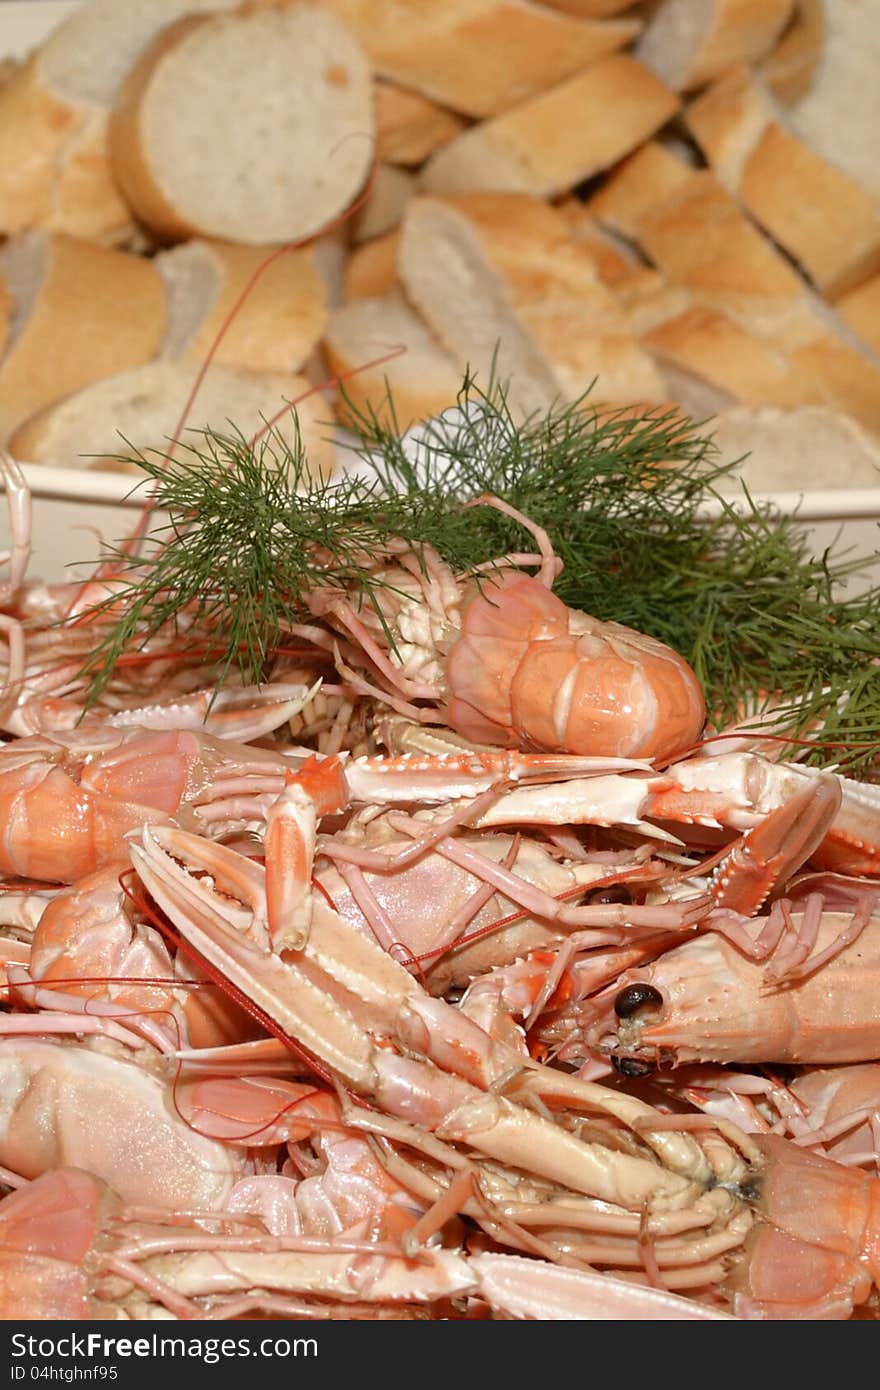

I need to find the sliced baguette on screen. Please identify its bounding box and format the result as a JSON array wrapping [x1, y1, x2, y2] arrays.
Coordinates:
[[400, 193, 665, 417], [588, 138, 880, 359], [0, 0, 240, 242], [787, 0, 880, 193], [421, 54, 679, 199], [790, 336, 880, 437], [636, 0, 795, 92], [156, 239, 326, 376], [322, 290, 462, 430], [587, 141, 696, 239], [556, 201, 664, 302], [836, 275, 880, 357], [634, 170, 823, 348], [343, 232, 402, 303], [9, 362, 335, 482], [761, 0, 824, 104], [655, 308, 880, 441], [316, 0, 638, 117], [537, 1, 637, 13], [687, 65, 880, 297], [310, 227, 350, 311], [109, 6, 374, 245], [709, 405, 880, 492], [375, 82, 466, 166], [0, 231, 166, 443], [0, 56, 130, 243], [642, 306, 821, 415], [352, 166, 416, 244]]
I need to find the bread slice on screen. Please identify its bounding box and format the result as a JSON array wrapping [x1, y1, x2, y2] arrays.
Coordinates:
[[0, 57, 130, 243], [634, 170, 824, 348], [642, 306, 821, 417], [310, 227, 350, 311], [421, 54, 679, 199], [400, 193, 665, 416], [538, 1, 636, 13], [322, 290, 462, 430], [587, 141, 697, 239], [787, 0, 880, 193], [157, 239, 326, 375], [0, 231, 166, 443], [687, 66, 880, 297], [375, 82, 466, 165], [109, 7, 374, 245], [0, 279, 12, 365], [836, 275, 880, 357], [343, 232, 401, 303], [8, 361, 335, 482], [790, 336, 880, 437], [557, 201, 664, 302], [316, 0, 638, 117], [587, 139, 880, 375], [761, 0, 824, 104], [709, 405, 880, 492], [0, 0, 241, 242], [352, 166, 416, 244], [636, 0, 795, 92]]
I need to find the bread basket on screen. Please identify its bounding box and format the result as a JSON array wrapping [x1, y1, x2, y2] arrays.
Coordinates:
[[4, 0, 880, 590]]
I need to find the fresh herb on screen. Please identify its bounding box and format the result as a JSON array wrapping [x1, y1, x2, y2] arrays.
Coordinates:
[[74, 375, 880, 773]]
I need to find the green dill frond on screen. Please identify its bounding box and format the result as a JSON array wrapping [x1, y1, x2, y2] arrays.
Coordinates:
[[73, 376, 880, 774]]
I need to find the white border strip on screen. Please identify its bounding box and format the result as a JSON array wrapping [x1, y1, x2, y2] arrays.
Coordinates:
[[12, 462, 880, 525]]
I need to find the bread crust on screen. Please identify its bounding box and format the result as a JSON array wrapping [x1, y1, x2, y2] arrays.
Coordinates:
[[158, 239, 327, 374], [836, 275, 880, 358], [343, 232, 401, 303], [761, 0, 824, 104], [643, 305, 820, 408], [688, 66, 880, 297], [109, 8, 374, 245], [637, 0, 795, 92], [375, 82, 465, 165], [109, 15, 220, 243], [588, 141, 697, 238], [322, 291, 461, 430], [422, 54, 679, 198], [316, 0, 638, 117], [0, 233, 166, 442], [8, 362, 336, 481], [401, 192, 665, 412], [0, 57, 131, 243]]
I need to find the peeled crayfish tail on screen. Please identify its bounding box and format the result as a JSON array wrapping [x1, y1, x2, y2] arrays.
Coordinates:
[[730, 1135, 880, 1319], [445, 573, 706, 762]]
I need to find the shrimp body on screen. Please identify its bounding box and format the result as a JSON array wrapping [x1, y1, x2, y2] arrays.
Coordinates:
[[591, 913, 880, 1067], [446, 572, 706, 762], [0, 728, 288, 883]]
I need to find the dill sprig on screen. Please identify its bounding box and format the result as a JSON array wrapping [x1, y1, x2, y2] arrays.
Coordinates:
[[75, 376, 880, 773]]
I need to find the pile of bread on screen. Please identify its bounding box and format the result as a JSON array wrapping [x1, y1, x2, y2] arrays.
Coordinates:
[[1, 0, 879, 485]]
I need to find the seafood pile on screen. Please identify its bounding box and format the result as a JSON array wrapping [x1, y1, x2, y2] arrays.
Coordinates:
[[1, 451, 880, 1321]]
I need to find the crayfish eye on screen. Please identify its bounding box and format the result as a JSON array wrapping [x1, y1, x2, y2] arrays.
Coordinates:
[[613, 1055, 655, 1078], [614, 982, 663, 1019], [588, 884, 633, 905]]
